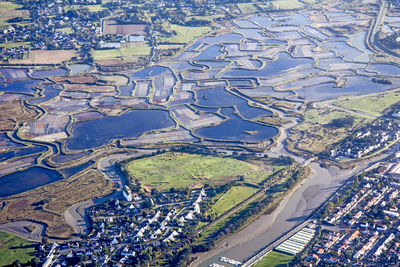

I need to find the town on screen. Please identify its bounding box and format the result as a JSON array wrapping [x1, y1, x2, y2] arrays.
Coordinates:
[[0, 0, 236, 65], [329, 119, 400, 159], [35, 187, 210, 266]]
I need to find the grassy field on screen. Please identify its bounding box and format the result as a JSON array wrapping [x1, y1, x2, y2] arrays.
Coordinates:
[[56, 27, 74, 34], [208, 186, 258, 217], [161, 24, 212, 44], [254, 251, 294, 267], [0, 231, 38, 266], [65, 4, 106, 12], [335, 91, 400, 116], [126, 152, 272, 191], [0, 170, 114, 238], [237, 3, 259, 14], [0, 41, 30, 49], [0, 1, 29, 27], [157, 44, 185, 50], [92, 45, 152, 61], [9, 50, 77, 65], [292, 107, 371, 153], [272, 0, 304, 9]]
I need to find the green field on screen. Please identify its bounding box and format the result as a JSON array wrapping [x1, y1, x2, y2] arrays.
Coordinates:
[[126, 152, 271, 190], [272, 0, 304, 9], [65, 4, 106, 12], [161, 24, 212, 44], [254, 251, 294, 267], [0, 1, 29, 27], [92, 45, 152, 60], [0, 41, 30, 49], [237, 3, 259, 14], [335, 92, 400, 116], [56, 27, 74, 34], [0, 231, 38, 266], [209, 186, 258, 216]]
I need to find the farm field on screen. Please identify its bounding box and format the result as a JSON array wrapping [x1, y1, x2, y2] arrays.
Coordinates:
[[254, 251, 294, 267], [335, 91, 400, 116], [0, 1, 29, 27], [0, 231, 38, 266], [9, 50, 77, 65], [161, 25, 212, 44], [103, 21, 148, 35], [272, 0, 304, 9], [237, 3, 259, 14], [92, 45, 151, 61], [208, 185, 258, 217], [125, 152, 271, 191]]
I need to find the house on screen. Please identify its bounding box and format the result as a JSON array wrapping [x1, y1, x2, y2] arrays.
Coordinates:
[[129, 35, 145, 42], [389, 162, 400, 179], [123, 186, 132, 202]]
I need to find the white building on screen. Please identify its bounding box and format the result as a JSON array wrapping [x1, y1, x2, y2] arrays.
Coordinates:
[[123, 186, 132, 202]]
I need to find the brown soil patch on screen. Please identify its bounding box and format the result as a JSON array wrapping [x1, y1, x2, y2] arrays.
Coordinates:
[[9, 50, 77, 65], [64, 84, 115, 92], [103, 20, 147, 35], [53, 75, 97, 84]]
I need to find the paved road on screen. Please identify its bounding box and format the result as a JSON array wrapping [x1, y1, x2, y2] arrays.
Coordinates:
[[64, 151, 157, 236], [0, 220, 46, 242]]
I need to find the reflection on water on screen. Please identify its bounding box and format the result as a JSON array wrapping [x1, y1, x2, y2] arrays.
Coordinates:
[[65, 109, 175, 150], [0, 167, 63, 197]]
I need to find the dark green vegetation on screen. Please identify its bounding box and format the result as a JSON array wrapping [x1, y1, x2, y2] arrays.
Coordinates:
[[254, 251, 294, 267], [0, 231, 38, 267]]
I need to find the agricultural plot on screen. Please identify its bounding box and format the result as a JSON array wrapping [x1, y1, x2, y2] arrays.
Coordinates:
[[0, 231, 38, 266], [125, 152, 270, 191], [103, 21, 147, 35], [0, 1, 29, 27], [10, 50, 77, 65], [254, 251, 294, 267], [208, 186, 258, 217], [335, 91, 400, 116]]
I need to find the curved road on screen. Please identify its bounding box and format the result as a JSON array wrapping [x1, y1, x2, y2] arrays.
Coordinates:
[[63, 153, 136, 236]]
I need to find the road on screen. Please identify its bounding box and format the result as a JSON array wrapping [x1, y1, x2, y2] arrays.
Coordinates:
[[366, 0, 388, 54], [0, 220, 46, 242], [194, 135, 400, 267], [63, 153, 139, 236]]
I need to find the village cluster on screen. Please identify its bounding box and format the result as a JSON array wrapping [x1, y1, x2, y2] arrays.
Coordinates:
[[301, 159, 400, 265], [39, 187, 209, 266], [330, 119, 400, 159]]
